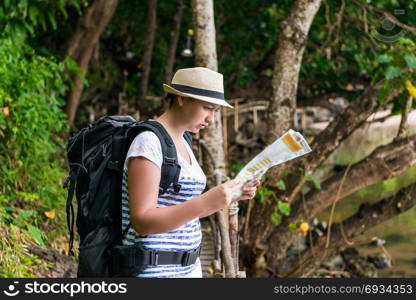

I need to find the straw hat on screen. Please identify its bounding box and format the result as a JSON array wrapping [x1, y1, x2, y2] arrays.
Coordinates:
[[163, 67, 233, 108]]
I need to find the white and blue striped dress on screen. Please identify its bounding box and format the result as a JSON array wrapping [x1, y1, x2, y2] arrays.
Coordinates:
[[121, 131, 206, 278]]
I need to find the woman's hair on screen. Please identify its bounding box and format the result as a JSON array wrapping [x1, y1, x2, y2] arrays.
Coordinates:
[[165, 93, 178, 108]]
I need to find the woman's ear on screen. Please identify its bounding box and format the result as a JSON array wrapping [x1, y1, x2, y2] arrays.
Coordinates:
[[177, 96, 184, 107]]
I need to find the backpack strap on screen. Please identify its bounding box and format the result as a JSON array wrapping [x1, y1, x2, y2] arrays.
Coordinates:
[[143, 120, 182, 195], [64, 171, 77, 256], [183, 131, 193, 149]]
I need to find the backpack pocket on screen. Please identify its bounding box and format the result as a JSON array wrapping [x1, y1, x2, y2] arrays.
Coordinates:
[[111, 245, 147, 277], [77, 225, 112, 277]]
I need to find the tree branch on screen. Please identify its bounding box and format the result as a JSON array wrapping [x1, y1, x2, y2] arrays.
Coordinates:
[[286, 181, 416, 277], [267, 134, 416, 274], [137, 0, 158, 104], [395, 96, 413, 141], [301, 134, 416, 224], [65, 0, 119, 129], [163, 0, 184, 90]]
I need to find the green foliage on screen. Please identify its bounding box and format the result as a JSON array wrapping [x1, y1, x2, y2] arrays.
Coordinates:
[[0, 38, 69, 276], [28, 225, 47, 248], [0, 219, 52, 277], [255, 186, 274, 203], [270, 200, 291, 227], [385, 66, 402, 80], [216, 1, 291, 88], [304, 174, 322, 190], [300, 0, 416, 107], [288, 223, 298, 233], [0, 0, 81, 43], [376, 54, 393, 64], [230, 163, 245, 173], [277, 201, 291, 217], [404, 54, 416, 69], [375, 38, 416, 109], [270, 212, 282, 226], [375, 39, 416, 80], [276, 180, 286, 191]]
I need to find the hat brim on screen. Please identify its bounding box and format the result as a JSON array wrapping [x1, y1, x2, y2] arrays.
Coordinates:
[[163, 84, 233, 108]]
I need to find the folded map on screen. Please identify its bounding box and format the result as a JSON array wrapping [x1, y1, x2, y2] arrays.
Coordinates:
[[233, 129, 312, 199]]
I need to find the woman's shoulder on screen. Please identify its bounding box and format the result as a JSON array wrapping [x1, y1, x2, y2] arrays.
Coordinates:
[[130, 130, 163, 153], [134, 130, 161, 144], [125, 131, 163, 169]]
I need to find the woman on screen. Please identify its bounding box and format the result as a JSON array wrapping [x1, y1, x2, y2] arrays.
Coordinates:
[[121, 67, 259, 278]]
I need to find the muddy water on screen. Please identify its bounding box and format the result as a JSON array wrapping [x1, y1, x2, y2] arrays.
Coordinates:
[[359, 206, 416, 277]]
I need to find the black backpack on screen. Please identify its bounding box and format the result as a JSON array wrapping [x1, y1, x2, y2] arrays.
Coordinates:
[[64, 116, 193, 277]]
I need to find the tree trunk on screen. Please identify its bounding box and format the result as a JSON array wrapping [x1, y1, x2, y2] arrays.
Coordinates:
[[163, 0, 184, 87], [65, 0, 118, 129], [395, 95, 413, 140], [288, 181, 416, 277], [244, 0, 322, 278], [266, 0, 322, 144], [191, 0, 237, 278], [137, 0, 158, 104]]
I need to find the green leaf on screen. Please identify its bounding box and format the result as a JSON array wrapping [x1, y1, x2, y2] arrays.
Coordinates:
[[22, 21, 34, 36], [377, 82, 394, 104], [271, 213, 282, 226], [256, 186, 274, 203], [46, 11, 57, 30], [376, 54, 393, 63], [288, 223, 297, 232], [258, 193, 265, 203], [37, 12, 47, 31], [304, 174, 321, 190], [28, 225, 46, 248], [312, 179, 321, 190], [276, 180, 286, 191], [397, 37, 415, 48], [58, 2, 69, 18], [277, 201, 291, 216], [404, 55, 416, 69], [230, 163, 244, 172], [385, 66, 402, 80], [28, 6, 39, 25]]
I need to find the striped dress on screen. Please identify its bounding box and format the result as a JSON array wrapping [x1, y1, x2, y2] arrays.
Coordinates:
[[121, 131, 206, 278]]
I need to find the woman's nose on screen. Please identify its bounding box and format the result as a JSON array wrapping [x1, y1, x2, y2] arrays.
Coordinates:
[[206, 111, 215, 124]]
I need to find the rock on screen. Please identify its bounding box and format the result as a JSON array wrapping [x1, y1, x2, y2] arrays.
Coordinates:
[[323, 254, 344, 270], [286, 235, 307, 257], [28, 245, 77, 278], [367, 253, 391, 270], [341, 247, 378, 278], [369, 238, 386, 247]]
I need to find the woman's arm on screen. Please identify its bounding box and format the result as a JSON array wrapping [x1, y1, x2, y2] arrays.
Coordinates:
[[128, 157, 206, 235], [198, 207, 220, 219], [128, 156, 243, 235]]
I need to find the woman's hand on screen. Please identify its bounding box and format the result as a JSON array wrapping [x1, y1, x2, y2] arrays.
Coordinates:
[[200, 178, 244, 211], [233, 179, 260, 202]]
